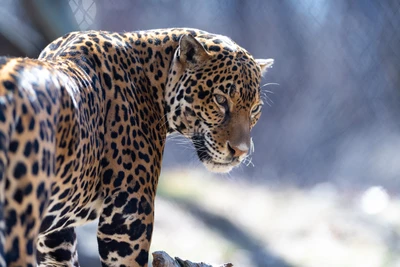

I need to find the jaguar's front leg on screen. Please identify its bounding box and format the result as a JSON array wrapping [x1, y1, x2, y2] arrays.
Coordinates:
[[97, 95, 165, 266], [97, 182, 156, 267]]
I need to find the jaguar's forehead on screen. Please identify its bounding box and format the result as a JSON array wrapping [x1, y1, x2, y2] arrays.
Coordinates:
[[181, 37, 261, 103], [195, 33, 260, 74], [168, 29, 262, 104], [197, 34, 238, 53]]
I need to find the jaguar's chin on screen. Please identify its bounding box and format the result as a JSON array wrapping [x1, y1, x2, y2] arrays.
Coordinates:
[[191, 134, 239, 173], [202, 160, 236, 173]]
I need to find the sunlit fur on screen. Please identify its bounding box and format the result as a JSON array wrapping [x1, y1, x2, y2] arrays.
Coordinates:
[[0, 28, 273, 266]]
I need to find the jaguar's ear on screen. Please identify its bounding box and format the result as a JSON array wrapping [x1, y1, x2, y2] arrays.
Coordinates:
[[256, 58, 274, 76], [178, 34, 210, 66]]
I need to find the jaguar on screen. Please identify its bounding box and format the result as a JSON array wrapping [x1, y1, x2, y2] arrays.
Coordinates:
[[0, 28, 273, 266]]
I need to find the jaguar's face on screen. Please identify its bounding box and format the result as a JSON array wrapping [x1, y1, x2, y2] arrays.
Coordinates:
[[166, 34, 274, 173]]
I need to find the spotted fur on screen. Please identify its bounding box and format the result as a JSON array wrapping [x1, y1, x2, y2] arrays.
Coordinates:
[[0, 28, 273, 267]]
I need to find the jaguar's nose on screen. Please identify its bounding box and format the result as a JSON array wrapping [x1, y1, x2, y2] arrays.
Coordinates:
[[227, 141, 249, 158]]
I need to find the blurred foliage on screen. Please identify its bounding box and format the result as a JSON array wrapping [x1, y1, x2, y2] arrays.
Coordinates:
[[0, 0, 79, 57]]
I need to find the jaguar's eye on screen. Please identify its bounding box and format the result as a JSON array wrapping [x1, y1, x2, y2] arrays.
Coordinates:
[[214, 94, 227, 105], [251, 104, 263, 116]]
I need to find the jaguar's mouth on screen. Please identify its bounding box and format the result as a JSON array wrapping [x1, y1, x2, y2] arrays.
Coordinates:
[[191, 134, 239, 173]]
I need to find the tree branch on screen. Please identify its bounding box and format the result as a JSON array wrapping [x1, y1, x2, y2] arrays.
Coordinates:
[[152, 251, 233, 267]]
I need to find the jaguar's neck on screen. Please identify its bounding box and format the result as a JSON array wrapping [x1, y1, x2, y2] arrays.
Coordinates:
[[119, 29, 204, 126], [121, 30, 182, 117]]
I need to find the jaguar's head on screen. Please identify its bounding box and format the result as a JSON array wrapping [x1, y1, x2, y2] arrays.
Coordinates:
[[165, 33, 273, 173]]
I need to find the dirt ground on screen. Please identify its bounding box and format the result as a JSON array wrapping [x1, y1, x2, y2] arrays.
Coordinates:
[[77, 168, 400, 267]]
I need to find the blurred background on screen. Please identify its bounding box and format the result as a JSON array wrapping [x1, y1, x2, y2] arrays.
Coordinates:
[[1, 0, 400, 266]]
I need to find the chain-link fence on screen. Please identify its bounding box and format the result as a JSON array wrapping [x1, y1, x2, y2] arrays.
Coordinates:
[[92, 0, 400, 191]]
